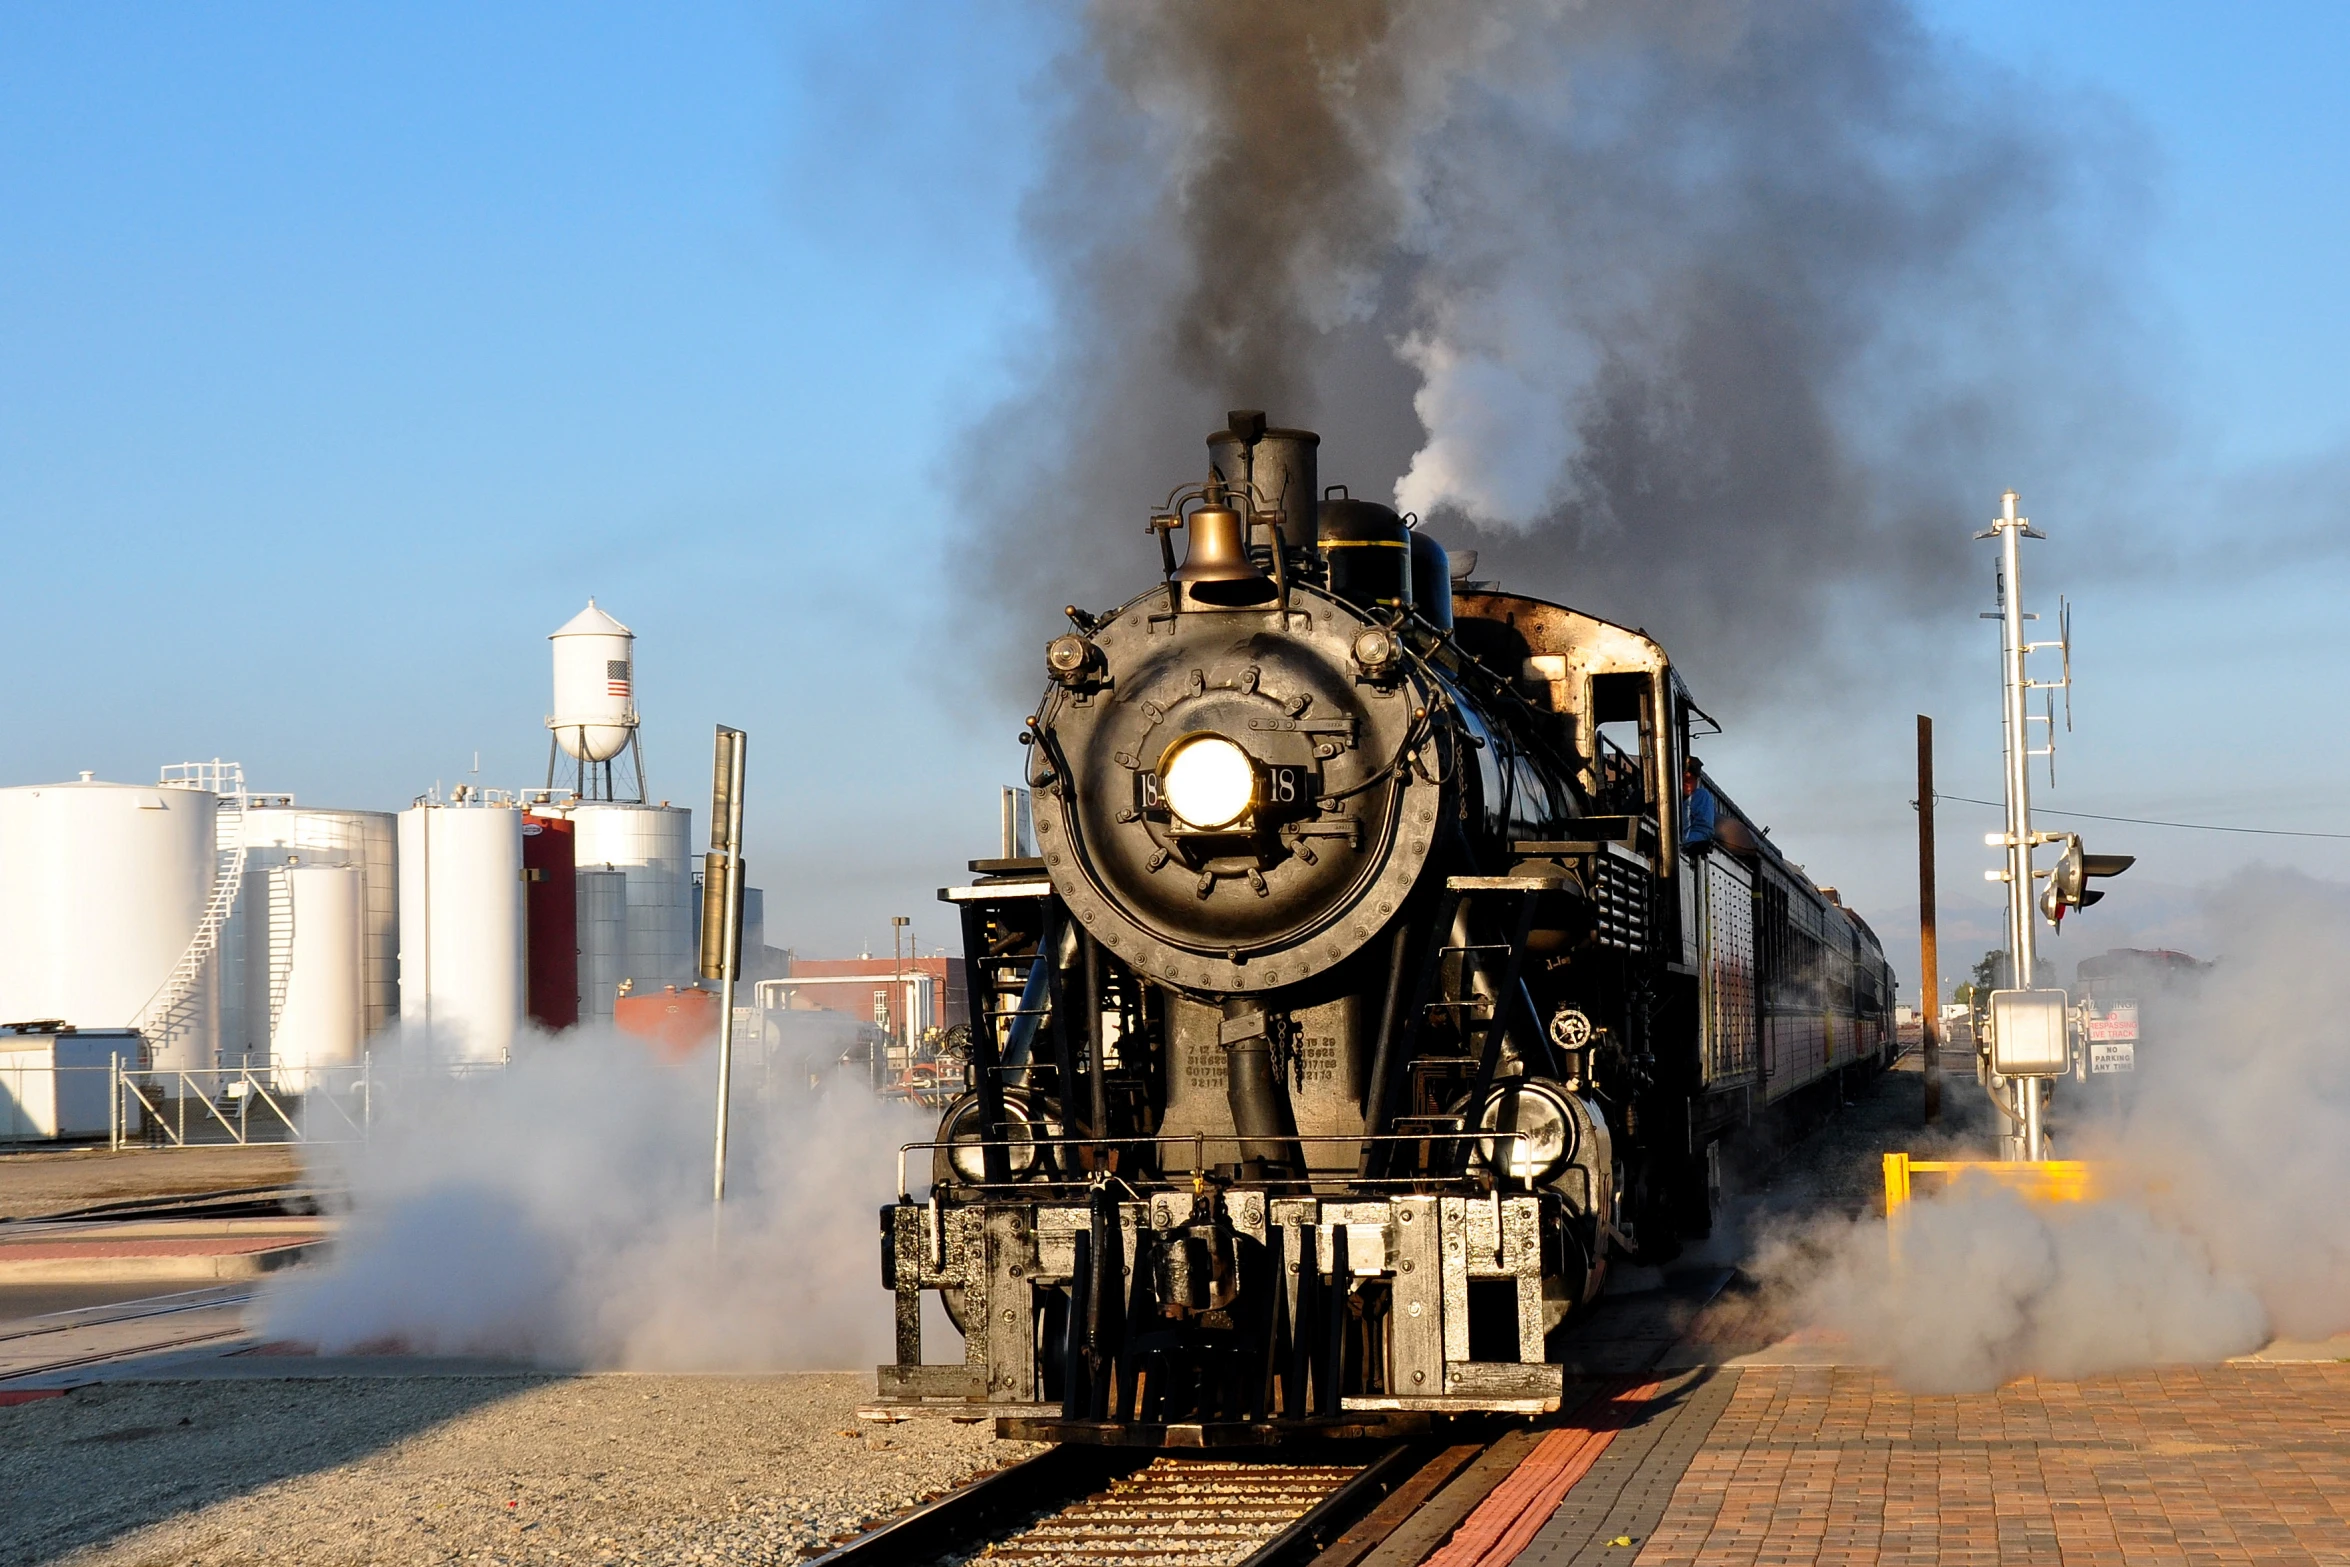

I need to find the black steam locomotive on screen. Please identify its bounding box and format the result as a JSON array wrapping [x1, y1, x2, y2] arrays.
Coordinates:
[[874, 415, 1893, 1442]]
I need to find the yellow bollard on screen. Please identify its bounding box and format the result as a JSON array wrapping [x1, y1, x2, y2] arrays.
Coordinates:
[[1883, 1153, 2102, 1216], [1884, 1153, 2104, 1270]]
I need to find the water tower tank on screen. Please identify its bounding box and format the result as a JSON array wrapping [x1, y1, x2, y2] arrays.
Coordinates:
[[548, 600, 636, 764], [0, 778, 219, 1071], [397, 801, 525, 1064]]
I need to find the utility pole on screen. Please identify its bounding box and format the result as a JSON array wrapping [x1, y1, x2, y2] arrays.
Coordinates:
[[1917, 714, 1940, 1125], [704, 726, 748, 1230], [1981, 491, 2052, 1160], [892, 914, 911, 1067]]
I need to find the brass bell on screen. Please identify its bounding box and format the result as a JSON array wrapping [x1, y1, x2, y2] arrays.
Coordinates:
[[1173, 501, 1276, 607]]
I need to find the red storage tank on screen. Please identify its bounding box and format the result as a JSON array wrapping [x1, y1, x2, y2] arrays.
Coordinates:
[[614, 984, 718, 1060], [522, 813, 578, 1032]]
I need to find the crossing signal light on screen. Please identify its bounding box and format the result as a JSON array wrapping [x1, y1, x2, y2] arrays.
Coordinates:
[[2039, 833, 2134, 927]]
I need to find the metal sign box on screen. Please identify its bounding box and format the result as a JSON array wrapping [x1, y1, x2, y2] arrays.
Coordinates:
[[1989, 988, 2071, 1078]]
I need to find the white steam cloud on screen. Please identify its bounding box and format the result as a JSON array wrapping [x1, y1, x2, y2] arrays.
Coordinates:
[[1765, 869, 2350, 1391], [263, 1026, 926, 1371]]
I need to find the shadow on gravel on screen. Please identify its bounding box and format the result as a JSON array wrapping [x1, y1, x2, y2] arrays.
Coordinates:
[[0, 1371, 551, 1567]]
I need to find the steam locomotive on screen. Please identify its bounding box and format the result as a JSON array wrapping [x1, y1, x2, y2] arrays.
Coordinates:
[[874, 414, 1893, 1442]]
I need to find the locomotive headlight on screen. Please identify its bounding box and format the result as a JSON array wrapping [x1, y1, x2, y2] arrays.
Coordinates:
[[1160, 735, 1256, 829], [941, 1094, 1043, 1184], [1351, 627, 1403, 677], [1475, 1080, 1576, 1184]]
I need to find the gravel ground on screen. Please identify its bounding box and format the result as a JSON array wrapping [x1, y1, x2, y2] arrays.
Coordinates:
[[0, 1146, 306, 1222], [2, 1373, 1038, 1567]]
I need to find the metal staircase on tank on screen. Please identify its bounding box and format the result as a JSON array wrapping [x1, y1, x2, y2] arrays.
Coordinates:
[[264, 864, 295, 1041], [134, 761, 250, 1064]]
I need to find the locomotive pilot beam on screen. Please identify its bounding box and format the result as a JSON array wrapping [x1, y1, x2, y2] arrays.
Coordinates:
[[870, 414, 1895, 1442]]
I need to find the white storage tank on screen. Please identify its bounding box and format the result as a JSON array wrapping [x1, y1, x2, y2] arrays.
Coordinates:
[[272, 865, 366, 1091], [398, 800, 525, 1064], [225, 803, 398, 1066], [569, 802, 695, 990], [577, 867, 628, 1023], [0, 777, 220, 1072], [548, 600, 637, 764]]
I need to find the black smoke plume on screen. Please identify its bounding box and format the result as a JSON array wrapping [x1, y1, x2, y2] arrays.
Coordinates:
[[956, 0, 2155, 698]]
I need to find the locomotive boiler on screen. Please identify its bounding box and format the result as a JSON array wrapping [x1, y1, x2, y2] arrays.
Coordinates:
[[873, 413, 1893, 1442]]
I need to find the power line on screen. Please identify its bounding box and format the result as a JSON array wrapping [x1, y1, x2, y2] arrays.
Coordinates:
[[1933, 792, 2350, 842]]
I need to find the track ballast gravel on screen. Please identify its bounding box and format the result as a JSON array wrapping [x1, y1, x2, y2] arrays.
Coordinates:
[[2, 1372, 1036, 1566]]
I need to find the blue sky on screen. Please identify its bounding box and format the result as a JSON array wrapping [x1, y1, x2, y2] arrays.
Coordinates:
[[3, 2, 2345, 983]]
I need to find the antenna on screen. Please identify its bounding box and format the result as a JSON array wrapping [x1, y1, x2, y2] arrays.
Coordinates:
[[2045, 690, 2057, 787], [2060, 596, 2073, 733]]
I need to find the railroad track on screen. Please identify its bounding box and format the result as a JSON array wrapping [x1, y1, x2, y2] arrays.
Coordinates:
[[0, 1183, 328, 1227], [0, 1286, 258, 1387], [817, 1267, 1737, 1566], [810, 1442, 1427, 1567]]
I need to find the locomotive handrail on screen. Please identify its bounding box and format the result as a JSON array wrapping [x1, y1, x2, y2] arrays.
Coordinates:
[[895, 1129, 1540, 1201]]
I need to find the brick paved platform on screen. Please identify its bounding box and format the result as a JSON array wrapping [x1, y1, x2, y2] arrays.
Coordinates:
[[1630, 1364, 2350, 1566]]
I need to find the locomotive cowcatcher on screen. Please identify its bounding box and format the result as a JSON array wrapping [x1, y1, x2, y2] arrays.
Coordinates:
[[872, 414, 1892, 1443]]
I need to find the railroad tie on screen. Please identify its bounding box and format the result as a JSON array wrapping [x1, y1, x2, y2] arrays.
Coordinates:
[[1420, 1377, 1663, 1567]]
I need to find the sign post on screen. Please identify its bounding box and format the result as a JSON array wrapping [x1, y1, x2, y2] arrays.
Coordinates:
[[705, 726, 748, 1229]]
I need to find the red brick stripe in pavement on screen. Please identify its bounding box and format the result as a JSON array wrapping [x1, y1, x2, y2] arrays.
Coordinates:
[[1428, 1378, 1665, 1567], [1631, 1364, 2350, 1566]]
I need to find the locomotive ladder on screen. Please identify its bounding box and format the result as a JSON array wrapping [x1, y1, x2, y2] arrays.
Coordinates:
[[956, 890, 1038, 1174], [132, 762, 250, 1065], [953, 880, 1108, 1183], [1361, 875, 1570, 1179]]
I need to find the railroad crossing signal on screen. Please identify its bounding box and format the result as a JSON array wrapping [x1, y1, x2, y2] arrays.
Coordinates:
[[2037, 832, 2134, 928]]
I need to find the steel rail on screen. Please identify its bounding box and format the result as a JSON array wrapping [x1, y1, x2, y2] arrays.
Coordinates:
[[0, 1287, 257, 1348], [0, 1285, 260, 1386], [800, 1446, 1135, 1567], [0, 1324, 250, 1384], [0, 1184, 327, 1227]]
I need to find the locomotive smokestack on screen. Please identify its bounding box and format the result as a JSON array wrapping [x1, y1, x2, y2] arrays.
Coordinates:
[[1207, 417, 1319, 551]]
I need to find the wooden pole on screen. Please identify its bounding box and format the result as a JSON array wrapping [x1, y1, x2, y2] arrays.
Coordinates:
[[1917, 714, 1941, 1125]]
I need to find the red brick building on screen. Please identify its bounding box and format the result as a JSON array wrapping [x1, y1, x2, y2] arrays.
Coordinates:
[[767, 954, 968, 1038]]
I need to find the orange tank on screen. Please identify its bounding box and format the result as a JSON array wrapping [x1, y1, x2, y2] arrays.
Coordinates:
[[613, 985, 719, 1060]]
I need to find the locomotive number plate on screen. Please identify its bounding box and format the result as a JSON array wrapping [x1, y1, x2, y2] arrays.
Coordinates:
[[1138, 764, 1315, 816]]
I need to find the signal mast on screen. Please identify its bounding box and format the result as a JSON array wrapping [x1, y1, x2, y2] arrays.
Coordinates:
[[1977, 491, 2131, 1160]]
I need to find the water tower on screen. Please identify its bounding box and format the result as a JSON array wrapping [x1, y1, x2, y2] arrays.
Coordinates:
[[536, 600, 695, 1014], [546, 599, 644, 801]]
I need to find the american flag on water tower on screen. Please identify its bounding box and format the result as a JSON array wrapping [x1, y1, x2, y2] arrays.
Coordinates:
[[607, 660, 632, 700]]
